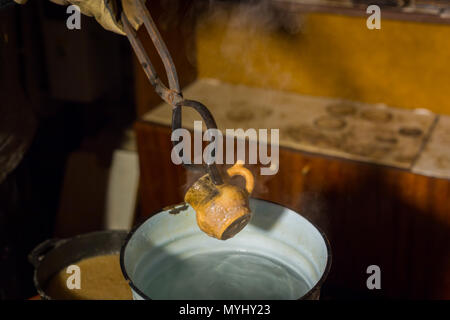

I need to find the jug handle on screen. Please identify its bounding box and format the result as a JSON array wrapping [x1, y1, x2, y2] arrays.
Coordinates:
[[227, 160, 254, 194]]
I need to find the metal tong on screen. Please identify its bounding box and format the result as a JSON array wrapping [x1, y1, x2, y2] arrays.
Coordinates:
[[121, 0, 223, 185]]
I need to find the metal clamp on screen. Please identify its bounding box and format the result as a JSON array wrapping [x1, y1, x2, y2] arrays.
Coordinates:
[[121, 0, 223, 185]]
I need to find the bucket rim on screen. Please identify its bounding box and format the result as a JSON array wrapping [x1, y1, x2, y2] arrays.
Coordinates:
[[120, 197, 332, 300]]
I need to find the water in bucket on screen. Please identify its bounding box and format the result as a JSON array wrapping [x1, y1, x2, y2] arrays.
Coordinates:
[[134, 250, 311, 300]]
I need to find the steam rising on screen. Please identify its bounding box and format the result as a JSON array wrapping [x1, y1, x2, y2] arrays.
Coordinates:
[[177, 1, 328, 232]]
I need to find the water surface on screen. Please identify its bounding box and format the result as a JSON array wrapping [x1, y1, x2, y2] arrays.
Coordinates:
[[134, 250, 310, 300]]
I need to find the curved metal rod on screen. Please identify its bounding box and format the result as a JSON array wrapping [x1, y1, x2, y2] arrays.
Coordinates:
[[172, 100, 224, 185]]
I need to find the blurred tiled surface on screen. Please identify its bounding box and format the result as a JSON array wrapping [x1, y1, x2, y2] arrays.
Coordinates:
[[144, 79, 446, 174], [413, 115, 450, 179]]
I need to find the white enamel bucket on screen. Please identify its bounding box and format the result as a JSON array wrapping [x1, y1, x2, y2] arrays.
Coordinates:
[[120, 198, 331, 300]]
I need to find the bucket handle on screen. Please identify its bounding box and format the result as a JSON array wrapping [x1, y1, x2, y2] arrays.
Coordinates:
[[28, 238, 66, 268]]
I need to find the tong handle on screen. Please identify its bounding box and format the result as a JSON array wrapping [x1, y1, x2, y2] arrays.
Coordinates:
[[134, 0, 180, 93], [121, 5, 182, 106], [122, 1, 224, 185]]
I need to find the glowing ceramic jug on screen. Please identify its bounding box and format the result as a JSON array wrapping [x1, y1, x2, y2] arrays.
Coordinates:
[[184, 161, 255, 240]]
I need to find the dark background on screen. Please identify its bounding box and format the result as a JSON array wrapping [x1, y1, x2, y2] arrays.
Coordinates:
[[0, 0, 135, 299]]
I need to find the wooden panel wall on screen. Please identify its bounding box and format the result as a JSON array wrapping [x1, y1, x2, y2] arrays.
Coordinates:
[[135, 120, 450, 299]]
